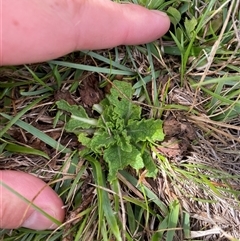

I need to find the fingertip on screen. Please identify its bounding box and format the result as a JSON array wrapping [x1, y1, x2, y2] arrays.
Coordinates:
[[150, 9, 171, 34], [74, 1, 171, 50], [118, 3, 171, 46], [150, 9, 169, 18], [22, 207, 65, 230], [0, 170, 65, 230]]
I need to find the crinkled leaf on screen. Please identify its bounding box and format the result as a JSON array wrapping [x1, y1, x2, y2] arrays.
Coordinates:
[[94, 118, 132, 153], [90, 131, 115, 153], [106, 80, 141, 121], [61, 80, 166, 182], [109, 80, 133, 100], [113, 129, 132, 152], [97, 105, 126, 131], [87, 128, 132, 154], [78, 133, 92, 147], [56, 100, 97, 132], [127, 119, 164, 143], [184, 17, 198, 39], [104, 144, 144, 182], [97, 113, 116, 130], [78, 133, 98, 157], [112, 102, 141, 122]]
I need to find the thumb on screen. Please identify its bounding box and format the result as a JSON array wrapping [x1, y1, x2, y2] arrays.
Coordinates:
[[0, 170, 65, 230], [75, 0, 171, 50]]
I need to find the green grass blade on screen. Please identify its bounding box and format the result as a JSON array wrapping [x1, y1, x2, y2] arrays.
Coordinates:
[[0, 113, 71, 153], [81, 50, 133, 72], [119, 170, 168, 215], [24, 65, 54, 91], [49, 60, 135, 76], [166, 200, 180, 241], [183, 211, 191, 239], [4, 143, 50, 159], [0, 95, 49, 138], [87, 156, 122, 241]]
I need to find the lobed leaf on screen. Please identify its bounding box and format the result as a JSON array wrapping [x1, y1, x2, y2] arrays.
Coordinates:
[[127, 119, 164, 143], [104, 144, 144, 182], [184, 17, 198, 39], [56, 100, 97, 132], [106, 80, 141, 121], [59, 80, 165, 182]]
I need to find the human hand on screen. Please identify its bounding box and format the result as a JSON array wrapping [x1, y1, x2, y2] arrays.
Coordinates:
[[0, 170, 65, 230], [1, 0, 170, 65], [0, 0, 170, 230]]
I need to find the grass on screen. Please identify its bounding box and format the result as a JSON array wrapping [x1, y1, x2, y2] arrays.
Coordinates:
[[0, 0, 240, 240]]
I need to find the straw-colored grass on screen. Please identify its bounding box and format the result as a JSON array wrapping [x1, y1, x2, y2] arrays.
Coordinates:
[[1, 0, 240, 240]]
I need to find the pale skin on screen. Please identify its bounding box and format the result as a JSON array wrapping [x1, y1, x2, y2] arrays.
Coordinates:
[[0, 0, 170, 230]]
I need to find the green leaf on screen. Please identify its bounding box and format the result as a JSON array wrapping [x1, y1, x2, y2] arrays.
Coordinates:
[[78, 132, 92, 148], [119, 170, 168, 215], [138, 0, 164, 9], [142, 150, 157, 177], [115, 129, 132, 152], [127, 119, 164, 143], [167, 7, 181, 26], [89, 131, 115, 153], [60, 80, 165, 182], [184, 17, 198, 39], [106, 80, 141, 121], [205, 14, 223, 36], [56, 100, 97, 132], [183, 211, 191, 238], [104, 144, 144, 182]]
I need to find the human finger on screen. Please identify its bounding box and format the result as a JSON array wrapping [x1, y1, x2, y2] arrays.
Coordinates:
[[0, 170, 65, 230]]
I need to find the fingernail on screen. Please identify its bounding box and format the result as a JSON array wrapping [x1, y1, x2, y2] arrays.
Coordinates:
[[22, 209, 58, 230], [151, 10, 169, 18]]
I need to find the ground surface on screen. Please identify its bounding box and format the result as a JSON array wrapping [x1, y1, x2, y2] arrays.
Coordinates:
[[1, 0, 240, 240]]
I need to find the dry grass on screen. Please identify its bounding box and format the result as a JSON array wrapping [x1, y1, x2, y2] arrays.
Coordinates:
[[1, 0, 240, 240]]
